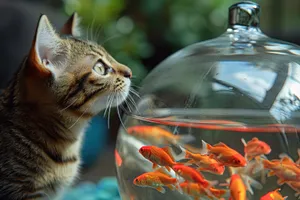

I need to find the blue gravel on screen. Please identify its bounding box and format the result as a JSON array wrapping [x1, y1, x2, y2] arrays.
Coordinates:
[[62, 177, 120, 200]]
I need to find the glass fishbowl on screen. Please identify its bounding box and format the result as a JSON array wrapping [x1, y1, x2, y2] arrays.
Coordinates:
[[116, 1, 300, 200]]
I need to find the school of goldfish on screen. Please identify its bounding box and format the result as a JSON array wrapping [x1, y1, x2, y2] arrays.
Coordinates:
[[127, 125, 300, 200]]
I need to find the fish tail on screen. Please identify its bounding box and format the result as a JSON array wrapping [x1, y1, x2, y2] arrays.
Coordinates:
[[210, 188, 227, 198], [184, 150, 192, 159], [241, 174, 263, 195], [262, 159, 272, 169], [241, 138, 247, 147], [201, 140, 211, 155], [177, 134, 195, 143], [207, 180, 219, 188]]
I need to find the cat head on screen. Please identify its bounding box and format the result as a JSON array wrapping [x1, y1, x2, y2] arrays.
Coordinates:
[[23, 13, 132, 117]]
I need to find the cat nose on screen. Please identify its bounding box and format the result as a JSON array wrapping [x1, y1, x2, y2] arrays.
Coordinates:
[[116, 64, 132, 78], [122, 70, 132, 78], [118, 68, 132, 78]]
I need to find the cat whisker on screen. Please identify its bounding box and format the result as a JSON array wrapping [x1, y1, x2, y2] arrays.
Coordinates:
[[59, 98, 77, 112], [120, 92, 134, 112], [94, 22, 103, 43], [129, 88, 141, 99], [68, 104, 92, 130], [107, 94, 114, 129], [103, 94, 112, 117], [90, 15, 97, 42], [127, 94, 139, 114], [101, 34, 122, 46], [116, 95, 128, 132]]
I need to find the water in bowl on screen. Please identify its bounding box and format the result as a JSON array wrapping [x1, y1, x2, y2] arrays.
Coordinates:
[[115, 108, 300, 200]]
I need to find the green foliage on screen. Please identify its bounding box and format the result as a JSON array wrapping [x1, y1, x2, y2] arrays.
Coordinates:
[[62, 0, 237, 85]]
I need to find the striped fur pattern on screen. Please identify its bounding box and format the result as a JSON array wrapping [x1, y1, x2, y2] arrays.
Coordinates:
[[0, 13, 132, 200]]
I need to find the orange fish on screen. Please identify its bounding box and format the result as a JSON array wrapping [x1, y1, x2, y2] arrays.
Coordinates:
[[185, 150, 225, 175], [127, 126, 194, 145], [241, 137, 271, 161], [180, 182, 227, 200], [263, 157, 300, 185], [260, 188, 287, 200], [172, 164, 216, 188], [115, 149, 122, 167], [229, 174, 247, 200], [286, 181, 300, 198], [133, 169, 178, 194], [201, 140, 247, 167], [139, 146, 176, 171]]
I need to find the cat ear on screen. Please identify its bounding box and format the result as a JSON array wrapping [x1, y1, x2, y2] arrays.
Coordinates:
[[61, 12, 81, 37], [28, 15, 61, 78]]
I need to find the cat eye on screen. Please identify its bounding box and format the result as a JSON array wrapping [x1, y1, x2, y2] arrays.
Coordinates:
[[93, 61, 112, 76]]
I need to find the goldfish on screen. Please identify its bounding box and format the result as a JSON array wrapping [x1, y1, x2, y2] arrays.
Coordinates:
[[180, 182, 227, 200], [133, 169, 178, 194], [201, 140, 247, 167], [260, 188, 287, 200], [115, 149, 122, 167], [127, 125, 194, 145], [286, 181, 300, 199], [241, 137, 271, 161], [229, 174, 247, 200], [172, 164, 217, 188], [227, 165, 263, 195], [139, 146, 176, 171], [184, 149, 225, 175], [263, 157, 300, 185]]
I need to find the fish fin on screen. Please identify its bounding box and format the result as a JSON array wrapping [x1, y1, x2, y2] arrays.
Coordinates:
[[281, 156, 295, 164], [207, 180, 219, 187], [177, 158, 193, 164], [178, 134, 195, 144], [252, 137, 259, 141], [161, 146, 175, 161], [201, 140, 213, 155], [155, 186, 166, 194], [152, 163, 158, 169], [245, 175, 263, 190], [242, 175, 253, 195], [267, 170, 276, 177], [219, 182, 229, 187], [214, 142, 229, 148], [261, 168, 267, 184], [228, 166, 236, 176], [241, 138, 247, 147], [154, 168, 170, 176], [166, 184, 175, 191], [254, 156, 261, 162], [210, 188, 227, 198], [260, 154, 268, 161], [165, 166, 171, 172], [277, 178, 286, 185]]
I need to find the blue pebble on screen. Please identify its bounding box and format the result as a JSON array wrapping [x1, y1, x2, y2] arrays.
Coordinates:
[[97, 177, 119, 194], [80, 195, 97, 200], [76, 182, 97, 193], [95, 190, 113, 200]]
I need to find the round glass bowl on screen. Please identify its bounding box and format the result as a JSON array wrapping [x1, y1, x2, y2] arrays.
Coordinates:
[[116, 1, 300, 200]]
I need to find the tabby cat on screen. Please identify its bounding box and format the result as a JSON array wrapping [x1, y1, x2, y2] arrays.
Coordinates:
[[0, 13, 132, 200]]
